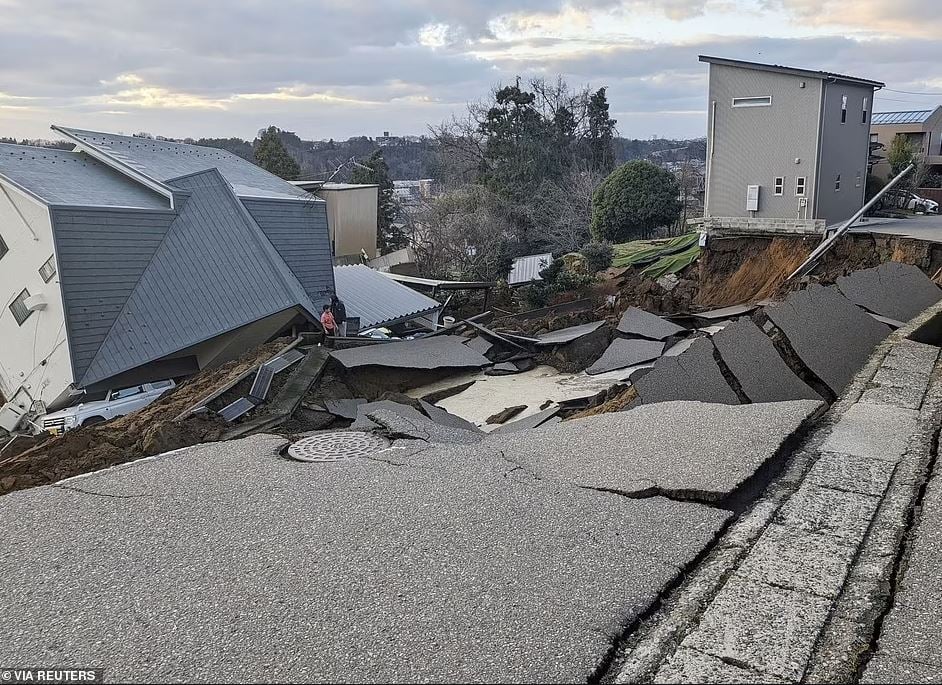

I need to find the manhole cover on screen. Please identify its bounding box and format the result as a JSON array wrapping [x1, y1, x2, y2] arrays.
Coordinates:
[[286, 431, 390, 463]]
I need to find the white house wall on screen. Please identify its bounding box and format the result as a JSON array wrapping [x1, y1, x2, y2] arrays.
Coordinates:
[[0, 181, 74, 411]]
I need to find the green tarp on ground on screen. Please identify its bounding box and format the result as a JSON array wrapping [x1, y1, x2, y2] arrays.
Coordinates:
[[611, 233, 701, 277]]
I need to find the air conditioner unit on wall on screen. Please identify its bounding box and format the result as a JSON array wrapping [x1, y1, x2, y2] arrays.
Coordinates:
[[746, 185, 760, 212], [24, 294, 47, 312]]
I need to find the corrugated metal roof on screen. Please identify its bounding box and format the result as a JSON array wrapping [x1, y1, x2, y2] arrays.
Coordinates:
[[698, 55, 885, 88], [334, 264, 442, 329], [508, 253, 553, 286], [0, 143, 168, 208], [54, 127, 313, 201], [871, 110, 935, 125]]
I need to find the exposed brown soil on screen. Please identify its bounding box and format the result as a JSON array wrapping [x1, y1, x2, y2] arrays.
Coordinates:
[[0, 339, 291, 496], [569, 385, 638, 419]]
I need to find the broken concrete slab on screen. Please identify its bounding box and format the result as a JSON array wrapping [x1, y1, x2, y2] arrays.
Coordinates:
[[586, 338, 665, 376], [534, 321, 606, 346], [820, 402, 918, 463], [485, 361, 522, 376], [692, 303, 758, 321], [737, 523, 856, 598], [713, 319, 823, 403], [662, 337, 696, 357], [463, 335, 494, 356], [330, 335, 491, 370], [836, 262, 942, 323], [324, 397, 368, 420], [681, 576, 832, 681], [765, 285, 890, 396], [862, 654, 942, 684], [418, 400, 481, 434], [486, 405, 527, 424], [774, 483, 882, 540], [870, 313, 905, 329], [488, 405, 561, 435], [617, 306, 686, 340], [496, 400, 822, 500], [0, 434, 729, 683], [349, 400, 482, 444], [805, 451, 899, 497], [632, 337, 742, 406], [654, 646, 787, 684]]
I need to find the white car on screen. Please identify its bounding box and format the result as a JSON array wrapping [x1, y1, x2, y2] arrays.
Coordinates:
[[907, 193, 940, 214], [40, 380, 176, 435]]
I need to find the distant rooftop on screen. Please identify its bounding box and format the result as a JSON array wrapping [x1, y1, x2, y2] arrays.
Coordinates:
[[699, 55, 885, 88], [871, 110, 937, 125], [52, 126, 311, 201], [0, 143, 168, 209]]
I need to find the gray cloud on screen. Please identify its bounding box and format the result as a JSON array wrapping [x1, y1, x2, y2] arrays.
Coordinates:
[[0, 1, 939, 142]]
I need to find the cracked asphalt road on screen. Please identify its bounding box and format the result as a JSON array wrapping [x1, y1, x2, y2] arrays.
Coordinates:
[[0, 432, 729, 683]]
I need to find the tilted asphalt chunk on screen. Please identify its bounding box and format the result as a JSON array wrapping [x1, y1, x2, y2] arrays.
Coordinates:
[[632, 337, 741, 406], [836, 262, 942, 323], [765, 285, 890, 396], [617, 306, 687, 340], [713, 318, 823, 403]]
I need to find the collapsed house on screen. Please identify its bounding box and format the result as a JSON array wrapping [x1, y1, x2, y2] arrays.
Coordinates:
[[0, 127, 335, 430]]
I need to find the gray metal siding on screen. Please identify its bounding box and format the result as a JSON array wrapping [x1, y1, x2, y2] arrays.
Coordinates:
[[706, 64, 822, 219], [79, 169, 314, 387], [50, 207, 175, 383], [243, 197, 335, 307], [815, 82, 878, 224]]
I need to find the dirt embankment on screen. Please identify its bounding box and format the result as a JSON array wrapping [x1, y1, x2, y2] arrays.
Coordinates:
[[0, 339, 290, 496], [616, 232, 942, 314]]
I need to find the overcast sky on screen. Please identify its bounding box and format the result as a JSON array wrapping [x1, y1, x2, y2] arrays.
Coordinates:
[[1, 0, 940, 143]]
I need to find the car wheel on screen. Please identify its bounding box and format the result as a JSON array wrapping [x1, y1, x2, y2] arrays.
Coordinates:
[[81, 416, 106, 427]]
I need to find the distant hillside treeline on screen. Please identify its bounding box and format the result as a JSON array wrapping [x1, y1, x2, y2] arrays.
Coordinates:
[[190, 129, 706, 181], [2, 130, 706, 181]]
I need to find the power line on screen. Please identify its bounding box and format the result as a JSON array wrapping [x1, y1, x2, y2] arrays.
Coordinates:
[[884, 87, 942, 96]]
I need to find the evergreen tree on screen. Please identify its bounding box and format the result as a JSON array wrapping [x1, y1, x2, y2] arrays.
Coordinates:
[[587, 87, 617, 173], [590, 161, 681, 242], [253, 126, 301, 180]]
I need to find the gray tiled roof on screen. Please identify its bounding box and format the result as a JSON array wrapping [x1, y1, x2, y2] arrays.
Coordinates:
[[55, 127, 311, 200], [0, 143, 168, 208], [72, 168, 317, 386], [871, 110, 935, 125], [333, 264, 441, 329]]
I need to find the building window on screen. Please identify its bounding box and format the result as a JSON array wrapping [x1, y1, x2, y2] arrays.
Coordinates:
[[835, 174, 841, 191], [870, 132, 879, 143], [862, 97, 869, 124], [796, 177, 807, 197], [856, 172, 862, 188], [0, 234, 7, 261], [38, 255, 56, 283], [732, 96, 772, 108], [841, 95, 847, 123], [774, 177, 784, 196], [9, 289, 32, 326]]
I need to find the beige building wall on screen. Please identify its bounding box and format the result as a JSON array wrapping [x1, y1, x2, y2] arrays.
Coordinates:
[[870, 108, 942, 180], [315, 184, 379, 259]]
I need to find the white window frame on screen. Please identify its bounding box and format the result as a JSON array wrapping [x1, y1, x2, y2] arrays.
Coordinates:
[[835, 174, 841, 192], [39, 255, 56, 283], [9, 288, 32, 326], [732, 96, 772, 108], [773, 176, 784, 196], [841, 94, 848, 124], [862, 97, 869, 124], [796, 177, 807, 197]]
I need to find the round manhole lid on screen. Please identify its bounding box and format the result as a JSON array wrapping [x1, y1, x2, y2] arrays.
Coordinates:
[[287, 431, 390, 463]]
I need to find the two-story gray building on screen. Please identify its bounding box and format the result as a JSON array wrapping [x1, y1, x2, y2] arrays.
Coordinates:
[[700, 56, 884, 226]]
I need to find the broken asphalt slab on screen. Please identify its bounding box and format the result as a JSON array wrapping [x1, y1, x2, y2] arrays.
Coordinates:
[[617, 306, 686, 340], [330, 335, 490, 370], [534, 320, 606, 346], [497, 400, 822, 502], [836, 262, 942, 323], [488, 404, 561, 435], [350, 400, 482, 444], [765, 285, 890, 396], [586, 338, 665, 375], [0, 433, 729, 683], [632, 337, 742, 406], [713, 318, 823, 403]]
